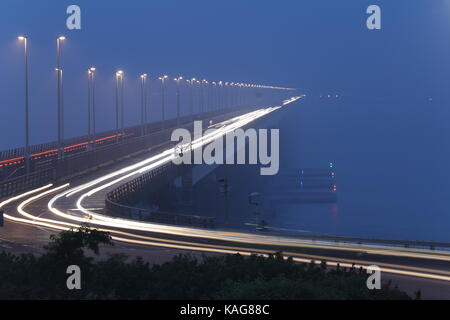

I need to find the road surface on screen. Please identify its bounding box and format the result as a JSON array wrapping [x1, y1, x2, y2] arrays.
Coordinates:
[[2, 97, 450, 298]]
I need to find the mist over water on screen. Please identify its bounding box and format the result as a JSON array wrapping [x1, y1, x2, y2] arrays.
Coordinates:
[[188, 96, 450, 242], [1, 0, 449, 243], [277, 96, 450, 241]]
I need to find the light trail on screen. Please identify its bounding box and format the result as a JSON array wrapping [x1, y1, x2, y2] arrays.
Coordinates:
[[4, 97, 450, 284], [47, 99, 450, 262], [3, 182, 450, 283]]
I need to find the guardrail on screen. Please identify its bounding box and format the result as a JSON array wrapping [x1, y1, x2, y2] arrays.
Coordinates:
[[102, 105, 266, 229], [0, 124, 179, 199], [105, 162, 216, 228], [291, 234, 450, 251], [0, 105, 257, 201], [0, 168, 54, 198]]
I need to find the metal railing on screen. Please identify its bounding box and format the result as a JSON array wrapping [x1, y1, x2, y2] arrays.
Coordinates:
[[0, 168, 54, 198], [0, 105, 258, 200], [105, 153, 216, 229]]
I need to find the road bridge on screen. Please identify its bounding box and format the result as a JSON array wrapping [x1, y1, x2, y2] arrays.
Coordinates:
[[2, 95, 450, 298]]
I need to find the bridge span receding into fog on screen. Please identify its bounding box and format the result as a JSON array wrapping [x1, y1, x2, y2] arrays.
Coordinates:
[[2, 96, 450, 294]]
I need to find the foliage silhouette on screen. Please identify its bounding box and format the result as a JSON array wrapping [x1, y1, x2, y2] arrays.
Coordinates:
[[0, 225, 411, 300]]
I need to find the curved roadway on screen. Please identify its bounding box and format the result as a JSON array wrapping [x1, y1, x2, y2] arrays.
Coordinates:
[[2, 97, 450, 297]]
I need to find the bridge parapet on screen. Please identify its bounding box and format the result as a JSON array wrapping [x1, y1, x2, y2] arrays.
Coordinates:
[[105, 162, 215, 228], [0, 105, 257, 200]]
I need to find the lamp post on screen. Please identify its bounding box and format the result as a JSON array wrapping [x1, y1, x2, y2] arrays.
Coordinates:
[[231, 82, 234, 109], [225, 82, 229, 109], [196, 80, 201, 113], [115, 70, 123, 141], [204, 80, 211, 112], [87, 68, 91, 141], [212, 82, 217, 111], [238, 83, 242, 107], [121, 73, 124, 135], [174, 76, 183, 126], [91, 67, 96, 143], [240, 83, 244, 107], [158, 75, 168, 126], [230, 83, 235, 108], [238, 83, 241, 107], [18, 36, 30, 173], [140, 73, 148, 135], [200, 79, 207, 113], [187, 78, 195, 117], [199, 80, 204, 113], [56, 36, 65, 158], [87, 67, 96, 147], [218, 81, 223, 110]]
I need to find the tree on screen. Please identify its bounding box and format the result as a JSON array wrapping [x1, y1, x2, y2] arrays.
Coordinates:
[[44, 223, 113, 262]]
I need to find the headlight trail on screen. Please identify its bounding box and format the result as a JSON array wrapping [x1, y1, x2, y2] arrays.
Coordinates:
[[49, 101, 450, 261], [5, 97, 450, 283], [5, 184, 450, 283]]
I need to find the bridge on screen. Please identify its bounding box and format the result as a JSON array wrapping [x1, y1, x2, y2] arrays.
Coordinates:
[[2, 90, 450, 297]]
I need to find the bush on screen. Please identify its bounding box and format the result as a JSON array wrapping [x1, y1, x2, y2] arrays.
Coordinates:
[[0, 226, 411, 300]]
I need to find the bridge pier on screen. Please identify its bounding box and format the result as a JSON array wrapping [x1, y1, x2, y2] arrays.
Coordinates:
[[178, 165, 194, 214]]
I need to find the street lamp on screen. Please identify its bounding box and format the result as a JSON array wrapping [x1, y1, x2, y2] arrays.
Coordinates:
[[140, 73, 148, 135], [212, 82, 217, 111], [218, 81, 223, 110], [56, 36, 65, 158], [195, 80, 200, 114], [186, 78, 196, 117], [237, 83, 242, 107], [203, 80, 211, 113], [230, 82, 235, 108], [158, 75, 168, 125], [90, 67, 96, 142], [224, 82, 230, 109], [18, 36, 30, 173], [115, 70, 124, 140], [87, 67, 96, 146], [174, 76, 183, 126], [200, 79, 208, 113]]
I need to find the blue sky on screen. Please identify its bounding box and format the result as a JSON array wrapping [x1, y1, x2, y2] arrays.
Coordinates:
[[0, 0, 449, 149]]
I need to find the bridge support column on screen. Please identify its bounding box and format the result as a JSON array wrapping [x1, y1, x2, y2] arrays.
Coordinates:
[[178, 165, 194, 214]]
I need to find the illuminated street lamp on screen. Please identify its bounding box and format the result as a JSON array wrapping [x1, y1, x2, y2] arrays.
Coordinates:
[[237, 83, 241, 107], [140, 73, 148, 135], [218, 81, 223, 110], [115, 70, 124, 140], [230, 82, 236, 108], [56, 36, 66, 158], [87, 67, 96, 146], [205, 80, 212, 112], [212, 82, 217, 111], [195, 80, 200, 114], [201, 79, 208, 113], [17, 36, 30, 173], [90, 67, 96, 141], [224, 82, 230, 109], [174, 76, 183, 126], [186, 78, 196, 116], [158, 75, 168, 125]]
